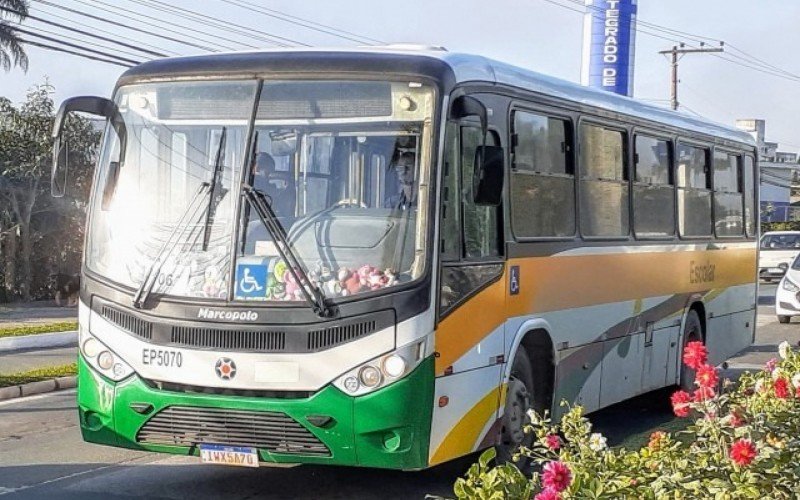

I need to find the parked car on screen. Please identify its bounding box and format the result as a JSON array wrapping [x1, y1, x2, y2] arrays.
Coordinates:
[[776, 252, 800, 323], [759, 231, 800, 282]]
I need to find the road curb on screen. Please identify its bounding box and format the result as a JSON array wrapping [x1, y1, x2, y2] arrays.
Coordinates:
[[0, 330, 78, 353], [0, 375, 77, 401]]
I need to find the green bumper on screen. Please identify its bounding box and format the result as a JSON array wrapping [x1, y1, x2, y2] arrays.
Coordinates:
[[77, 354, 435, 470]]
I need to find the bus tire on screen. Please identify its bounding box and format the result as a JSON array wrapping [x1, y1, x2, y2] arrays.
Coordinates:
[[496, 348, 534, 469], [778, 315, 791, 324], [679, 309, 703, 392]]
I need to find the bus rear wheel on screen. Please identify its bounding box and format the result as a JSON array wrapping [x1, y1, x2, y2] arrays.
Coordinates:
[[679, 309, 704, 393], [496, 349, 535, 469]]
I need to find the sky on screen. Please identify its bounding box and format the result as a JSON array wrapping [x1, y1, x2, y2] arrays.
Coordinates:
[[2, 0, 799, 152]]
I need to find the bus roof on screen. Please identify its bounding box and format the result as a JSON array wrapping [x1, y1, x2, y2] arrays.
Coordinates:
[[120, 47, 755, 147]]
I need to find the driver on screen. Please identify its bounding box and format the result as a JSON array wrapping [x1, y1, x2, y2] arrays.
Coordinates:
[[251, 152, 295, 217], [384, 152, 417, 210]]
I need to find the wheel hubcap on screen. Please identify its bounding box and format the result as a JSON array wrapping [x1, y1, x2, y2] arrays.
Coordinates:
[[503, 378, 530, 446]]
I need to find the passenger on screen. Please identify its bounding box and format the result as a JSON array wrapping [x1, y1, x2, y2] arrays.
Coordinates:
[[384, 152, 417, 210], [251, 152, 295, 217]]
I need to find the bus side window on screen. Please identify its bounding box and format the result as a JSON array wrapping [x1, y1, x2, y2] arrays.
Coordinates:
[[579, 123, 629, 238], [633, 135, 674, 238], [743, 155, 756, 237], [713, 150, 743, 237], [676, 143, 712, 237], [438, 121, 504, 316]]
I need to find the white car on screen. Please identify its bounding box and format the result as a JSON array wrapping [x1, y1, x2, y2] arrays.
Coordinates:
[[776, 253, 800, 323], [760, 231, 800, 282]]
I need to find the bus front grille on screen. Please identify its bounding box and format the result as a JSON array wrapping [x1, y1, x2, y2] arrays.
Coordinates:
[[171, 327, 286, 351], [101, 305, 153, 340], [136, 406, 331, 457]]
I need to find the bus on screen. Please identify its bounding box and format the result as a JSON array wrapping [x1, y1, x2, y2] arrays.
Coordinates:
[[51, 47, 758, 471]]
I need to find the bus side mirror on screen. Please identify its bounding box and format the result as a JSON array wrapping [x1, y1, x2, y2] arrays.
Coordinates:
[[51, 95, 127, 198], [52, 140, 68, 198], [473, 145, 504, 206]]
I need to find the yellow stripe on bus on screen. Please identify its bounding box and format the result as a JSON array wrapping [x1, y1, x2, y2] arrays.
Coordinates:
[[435, 247, 756, 375], [430, 386, 501, 465]]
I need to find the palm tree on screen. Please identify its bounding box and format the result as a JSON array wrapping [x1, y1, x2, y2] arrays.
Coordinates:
[[0, 0, 28, 72]]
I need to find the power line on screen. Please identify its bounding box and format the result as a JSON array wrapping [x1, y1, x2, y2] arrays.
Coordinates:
[[0, 7, 167, 58], [75, 0, 255, 51], [14, 27, 143, 65], [17, 24, 152, 61], [21, 39, 133, 67], [31, 0, 221, 53], [31, 4, 180, 56], [126, 0, 305, 47], [218, 0, 384, 45]]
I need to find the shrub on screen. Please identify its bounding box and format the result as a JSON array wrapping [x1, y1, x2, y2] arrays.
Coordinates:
[[451, 340, 800, 499]]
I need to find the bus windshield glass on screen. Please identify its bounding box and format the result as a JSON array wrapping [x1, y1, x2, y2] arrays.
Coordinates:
[[236, 80, 434, 302], [86, 79, 434, 302]]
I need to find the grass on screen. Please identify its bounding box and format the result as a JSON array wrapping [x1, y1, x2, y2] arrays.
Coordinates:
[[614, 415, 693, 450], [0, 321, 78, 339], [0, 363, 77, 388]]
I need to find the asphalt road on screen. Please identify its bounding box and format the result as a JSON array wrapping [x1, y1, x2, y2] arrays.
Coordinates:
[[0, 283, 792, 499]]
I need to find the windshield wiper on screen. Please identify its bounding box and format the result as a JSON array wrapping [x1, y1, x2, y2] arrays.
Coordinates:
[[242, 184, 334, 318], [202, 127, 227, 251], [132, 182, 210, 309]]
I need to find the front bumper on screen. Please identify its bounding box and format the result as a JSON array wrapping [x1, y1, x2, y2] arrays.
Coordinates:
[[759, 267, 787, 279], [775, 285, 800, 316], [77, 354, 435, 470]]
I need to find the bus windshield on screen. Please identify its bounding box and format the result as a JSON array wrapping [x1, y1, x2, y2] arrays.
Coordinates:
[[86, 79, 434, 303]]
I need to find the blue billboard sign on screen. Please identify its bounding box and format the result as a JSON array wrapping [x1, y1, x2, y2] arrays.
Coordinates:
[[580, 0, 638, 96]]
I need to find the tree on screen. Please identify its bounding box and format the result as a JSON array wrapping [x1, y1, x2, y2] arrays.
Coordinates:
[[0, 83, 100, 301], [0, 0, 28, 72]]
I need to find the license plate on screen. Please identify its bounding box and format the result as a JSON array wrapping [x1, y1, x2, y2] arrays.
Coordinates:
[[199, 444, 259, 468], [770, 268, 784, 273]]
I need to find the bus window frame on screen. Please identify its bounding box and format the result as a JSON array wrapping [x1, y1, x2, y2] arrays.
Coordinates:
[[711, 146, 745, 239], [576, 116, 632, 242], [630, 127, 677, 241], [507, 102, 578, 243], [675, 138, 713, 240]]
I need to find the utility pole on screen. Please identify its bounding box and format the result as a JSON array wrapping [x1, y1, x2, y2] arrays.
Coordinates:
[[658, 42, 725, 111]]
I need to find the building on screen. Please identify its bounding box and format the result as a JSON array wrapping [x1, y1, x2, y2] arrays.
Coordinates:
[[735, 119, 800, 222]]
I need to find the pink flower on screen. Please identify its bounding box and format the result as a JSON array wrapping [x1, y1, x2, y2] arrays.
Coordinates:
[[765, 358, 778, 373], [671, 390, 691, 417], [693, 386, 715, 402], [730, 439, 757, 467], [695, 364, 719, 389], [544, 434, 561, 451], [683, 341, 708, 370], [534, 488, 561, 500], [774, 377, 790, 399], [542, 461, 572, 493], [729, 411, 745, 428]]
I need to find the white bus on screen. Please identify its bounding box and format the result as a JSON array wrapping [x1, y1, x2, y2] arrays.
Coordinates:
[[51, 47, 758, 470]]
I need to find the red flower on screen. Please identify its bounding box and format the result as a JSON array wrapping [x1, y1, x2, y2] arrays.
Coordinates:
[[542, 461, 572, 493], [544, 434, 561, 451], [683, 341, 708, 370], [693, 386, 716, 402], [730, 439, 757, 467], [671, 390, 692, 417], [729, 411, 745, 428], [695, 364, 719, 389], [534, 488, 561, 500], [774, 377, 790, 399]]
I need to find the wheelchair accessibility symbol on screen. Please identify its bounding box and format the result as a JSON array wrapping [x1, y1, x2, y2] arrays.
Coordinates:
[[235, 264, 267, 298], [509, 265, 520, 295]]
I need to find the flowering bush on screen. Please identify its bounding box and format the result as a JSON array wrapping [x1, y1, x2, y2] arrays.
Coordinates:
[[451, 340, 800, 499]]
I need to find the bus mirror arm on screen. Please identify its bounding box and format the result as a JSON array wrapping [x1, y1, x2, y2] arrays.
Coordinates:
[[51, 96, 127, 198]]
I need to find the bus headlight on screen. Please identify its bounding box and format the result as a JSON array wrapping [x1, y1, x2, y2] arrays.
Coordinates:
[[333, 337, 429, 396], [80, 328, 134, 382]]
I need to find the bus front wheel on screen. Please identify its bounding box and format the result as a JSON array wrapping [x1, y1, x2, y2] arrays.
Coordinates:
[[496, 349, 535, 468]]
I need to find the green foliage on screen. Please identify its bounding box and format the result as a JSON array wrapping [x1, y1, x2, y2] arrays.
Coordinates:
[[0, 0, 29, 72], [0, 320, 78, 338], [0, 83, 100, 301], [762, 221, 800, 233], [450, 343, 800, 499], [0, 362, 76, 388]]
